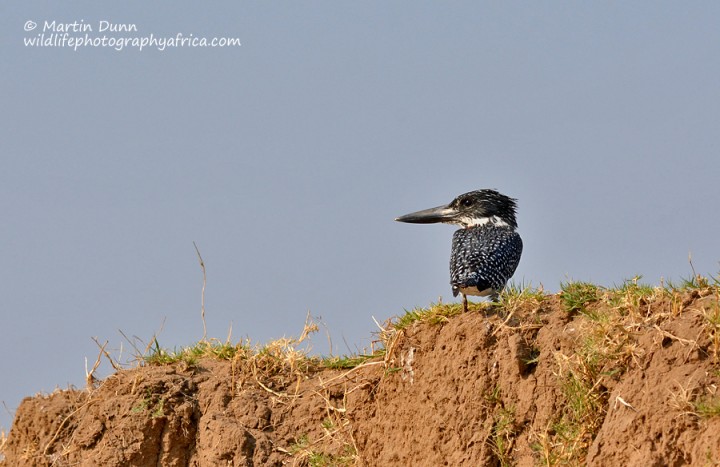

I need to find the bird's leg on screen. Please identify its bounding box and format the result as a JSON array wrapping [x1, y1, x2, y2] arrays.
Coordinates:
[[490, 292, 500, 303], [462, 294, 468, 313]]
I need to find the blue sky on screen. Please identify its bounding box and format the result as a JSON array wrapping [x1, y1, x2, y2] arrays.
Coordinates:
[[2, 2, 719, 431]]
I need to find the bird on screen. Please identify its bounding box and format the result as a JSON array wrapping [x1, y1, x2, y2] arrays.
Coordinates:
[[395, 189, 523, 312]]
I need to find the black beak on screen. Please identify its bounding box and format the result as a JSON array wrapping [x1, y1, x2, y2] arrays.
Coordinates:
[[395, 204, 459, 224]]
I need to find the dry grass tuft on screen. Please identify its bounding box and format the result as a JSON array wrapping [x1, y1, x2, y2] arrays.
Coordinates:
[[668, 377, 720, 419], [0, 427, 7, 461], [699, 290, 720, 363]]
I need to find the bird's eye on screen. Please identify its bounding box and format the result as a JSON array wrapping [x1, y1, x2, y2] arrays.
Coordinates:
[[461, 199, 474, 207]]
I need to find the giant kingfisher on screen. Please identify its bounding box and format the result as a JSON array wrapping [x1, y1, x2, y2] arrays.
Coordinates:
[[396, 189, 523, 312]]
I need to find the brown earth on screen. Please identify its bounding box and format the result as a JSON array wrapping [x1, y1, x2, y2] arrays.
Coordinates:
[[2, 289, 720, 466]]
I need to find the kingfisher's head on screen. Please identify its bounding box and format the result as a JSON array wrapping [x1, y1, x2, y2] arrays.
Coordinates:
[[395, 189, 518, 229]]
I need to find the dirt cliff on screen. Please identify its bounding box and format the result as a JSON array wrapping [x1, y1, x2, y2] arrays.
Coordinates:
[[2, 282, 720, 466]]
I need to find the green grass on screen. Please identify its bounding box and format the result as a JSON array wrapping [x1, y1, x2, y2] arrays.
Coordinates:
[[144, 334, 385, 379], [484, 384, 502, 405], [393, 302, 464, 330], [143, 338, 248, 366], [500, 281, 546, 303], [694, 396, 720, 418], [307, 446, 357, 467], [390, 283, 545, 330], [322, 350, 385, 370], [560, 281, 603, 314], [701, 299, 720, 362], [560, 369, 605, 428], [613, 276, 656, 300], [288, 434, 356, 467], [605, 276, 663, 317], [665, 273, 712, 292], [289, 434, 311, 454], [481, 385, 517, 466], [523, 347, 541, 368], [490, 407, 516, 467], [131, 390, 166, 418]]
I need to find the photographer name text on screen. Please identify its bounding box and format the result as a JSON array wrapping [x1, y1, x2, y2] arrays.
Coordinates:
[[44, 20, 136, 33]]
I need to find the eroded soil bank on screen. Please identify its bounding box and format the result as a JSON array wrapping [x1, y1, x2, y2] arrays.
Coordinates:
[[3, 288, 720, 466]]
